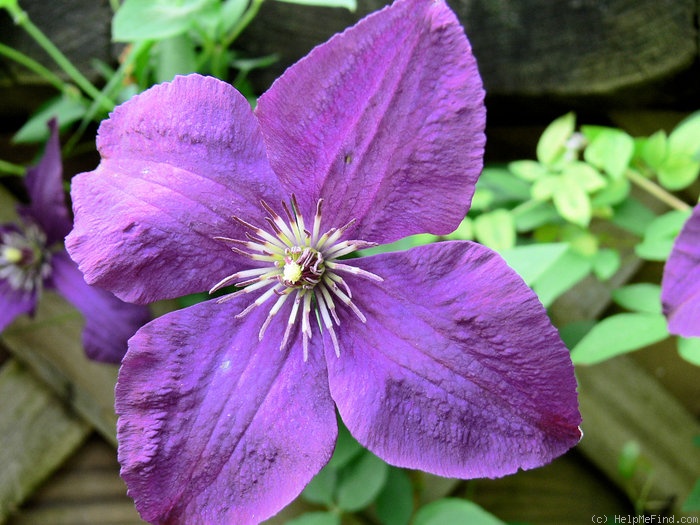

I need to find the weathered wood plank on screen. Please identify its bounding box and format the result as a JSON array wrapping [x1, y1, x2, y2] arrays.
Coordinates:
[[1, 291, 120, 447], [0, 359, 90, 521], [239, 0, 698, 102], [6, 435, 144, 525], [577, 357, 700, 514]]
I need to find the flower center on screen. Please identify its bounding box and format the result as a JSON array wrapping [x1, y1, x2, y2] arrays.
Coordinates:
[[211, 196, 382, 360], [0, 224, 51, 293]]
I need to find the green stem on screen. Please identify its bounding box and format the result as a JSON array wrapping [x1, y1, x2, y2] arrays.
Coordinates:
[[0, 159, 26, 176], [222, 0, 265, 49], [64, 40, 153, 153], [0, 42, 66, 92], [3, 0, 113, 111], [625, 169, 691, 212]]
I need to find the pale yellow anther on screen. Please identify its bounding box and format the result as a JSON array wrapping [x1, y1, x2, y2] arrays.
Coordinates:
[[2, 246, 23, 264], [283, 260, 303, 284]]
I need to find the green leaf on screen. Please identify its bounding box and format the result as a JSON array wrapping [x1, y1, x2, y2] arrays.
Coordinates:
[[443, 217, 473, 241], [532, 249, 592, 307], [112, 0, 212, 42], [591, 176, 630, 208], [473, 209, 515, 251], [274, 0, 357, 11], [285, 512, 341, 525], [302, 463, 337, 505], [537, 112, 576, 166], [375, 468, 413, 525], [592, 248, 620, 281], [512, 201, 559, 232], [641, 130, 667, 170], [635, 209, 691, 261], [611, 283, 662, 314], [414, 499, 505, 525], [681, 478, 700, 512], [611, 198, 657, 237], [327, 421, 363, 469], [335, 451, 388, 511], [13, 95, 88, 143], [553, 178, 591, 226], [562, 161, 607, 193], [500, 243, 569, 286], [668, 110, 700, 157], [358, 233, 438, 257], [677, 337, 700, 367], [571, 313, 669, 365], [508, 159, 547, 182], [582, 126, 634, 179], [153, 35, 198, 83], [657, 156, 700, 191], [477, 165, 532, 204], [531, 175, 560, 201]]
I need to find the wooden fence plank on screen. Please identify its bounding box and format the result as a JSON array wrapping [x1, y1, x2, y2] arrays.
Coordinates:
[[0, 360, 91, 521]]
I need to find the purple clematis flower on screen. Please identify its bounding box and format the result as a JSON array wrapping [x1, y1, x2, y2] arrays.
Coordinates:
[[662, 204, 700, 336], [66, 0, 581, 522], [0, 120, 150, 363]]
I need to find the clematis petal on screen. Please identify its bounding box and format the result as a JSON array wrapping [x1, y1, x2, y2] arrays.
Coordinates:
[[325, 241, 581, 479], [662, 204, 700, 337], [66, 74, 283, 304], [117, 299, 337, 524], [0, 279, 36, 331], [256, 0, 485, 245], [20, 119, 72, 245], [49, 251, 150, 363]]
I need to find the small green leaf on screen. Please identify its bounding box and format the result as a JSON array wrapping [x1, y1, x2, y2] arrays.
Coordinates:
[[414, 498, 505, 525], [553, 178, 591, 226], [635, 209, 691, 261], [508, 159, 547, 182], [571, 313, 669, 365], [681, 478, 700, 512], [562, 161, 607, 193], [611, 198, 657, 237], [473, 209, 515, 251], [618, 441, 642, 479], [285, 512, 341, 525], [477, 166, 532, 203], [537, 112, 576, 166], [13, 95, 88, 143], [335, 451, 388, 511], [668, 111, 700, 157], [641, 130, 667, 170], [591, 176, 630, 208], [677, 337, 700, 367], [469, 188, 495, 211], [500, 243, 569, 286], [592, 248, 620, 281], [531, 175, 560, 201], [112, 0, 211, 42], [657, 156, 700, 191], [302, 464, 337, 505], [443, 217, 473, 241], [274, 0, 356, 11], [532, 248, 592, 306], [512, 201, 559, 232], [611, 283, 662, 314], [582, 126, 634, 179], [375, 468, 413, 525], [358, 233, 438, 257], [327, 421, 363, 469]]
